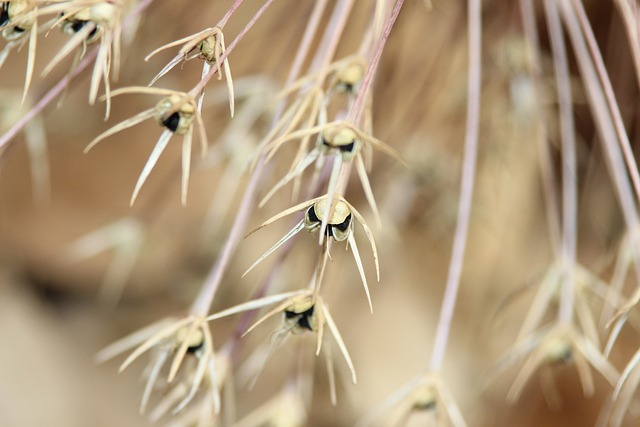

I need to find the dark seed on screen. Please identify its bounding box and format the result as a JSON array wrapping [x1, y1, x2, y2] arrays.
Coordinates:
[[71, 20, 86, 33], [1, 7, 9, 28], [186, 340, 204, 354], [325, 225, 334, 238], [13, 26, 25, 33], [162, 112, 181, 132], [335, 214, 351, 232], [285, 305, 315, 331], [88, 26, 98, 39], [297, 306, 315, 331], [306, 205, 319, 223], [339, 141, 355, 153]]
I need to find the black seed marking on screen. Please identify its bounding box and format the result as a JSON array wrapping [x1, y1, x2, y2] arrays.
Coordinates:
[[186, 340, 204, 354], [71, 20, 86, 33], [284, 305, 315, 331], [13, 25, 25, 33], [1, 6, 9, 28], [335, 213, 351, 232], [325, 225, 334, 238], [306, 205, 319, 223], [339, 141, 355, 153], [297, 305, 315, 331], [162, 112, 180, 132], [342, 83, 354, 93]]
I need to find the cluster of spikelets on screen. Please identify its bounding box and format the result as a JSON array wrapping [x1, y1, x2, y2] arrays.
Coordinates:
[[4, 0, 640, 426]]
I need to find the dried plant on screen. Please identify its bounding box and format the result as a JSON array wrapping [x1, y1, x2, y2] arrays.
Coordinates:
[[2, 0, 640, 426]]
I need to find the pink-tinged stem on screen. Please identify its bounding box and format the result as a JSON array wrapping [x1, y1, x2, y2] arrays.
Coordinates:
[[429, 0, 482, 372], [544, 0, 576, 323], [348, 0, 405, 125], [217, 0, 246, 29]]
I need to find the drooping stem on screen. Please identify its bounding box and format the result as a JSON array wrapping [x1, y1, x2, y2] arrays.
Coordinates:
[[544, 0, 577, 324], [429, 0, 482, 372]]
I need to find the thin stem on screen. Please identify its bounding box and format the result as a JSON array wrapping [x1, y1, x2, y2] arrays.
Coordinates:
[[612, 0, 640, 89], [273, 0, 329, 121], [308, 0, 355, 77], [559, 0, 640, 289], [348, 0, 405, 125], [0, 0, 156, 154], [429, 0, 482, 372], [217, 0, 246, 29], [519, 0, 562, 258], [190, 157, 267, 316], [571, 0, 640, 211], [544, 0, 576, 323]]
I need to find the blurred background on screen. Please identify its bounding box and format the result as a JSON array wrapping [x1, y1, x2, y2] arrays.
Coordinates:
[[0, 0, 638, 426]]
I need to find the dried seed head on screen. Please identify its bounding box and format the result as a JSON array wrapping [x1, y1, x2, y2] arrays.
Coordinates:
[[60, 2, 116, 43], [89, 2, 117, 25], [197, 33, 221, 63], [2, 0, 33, 41], [411, 384, 438, 411], [154, 94, 195, 135], [540, 334, 573, 365], [305, 198, 352, 242], [176, 326, 205, 353], [320, 126, 359, 160], [283, 295, 317, 334], [333, 62, 365, 93]]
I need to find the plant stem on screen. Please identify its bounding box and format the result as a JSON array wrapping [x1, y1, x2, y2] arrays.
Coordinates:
[[559, 0, 640, 294], [544, 0, 576, 324], [348, 0, 405, 125], [429, 0, 481, 372], [217, 0, 246, 29], [519, 0, 562, 258]]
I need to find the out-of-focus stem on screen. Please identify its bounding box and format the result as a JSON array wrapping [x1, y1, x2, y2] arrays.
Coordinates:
[[429, 0, 481, 372], [544, 0, 576, 324], [519, 0, 562, 258], [559, 0, 640, 297]]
